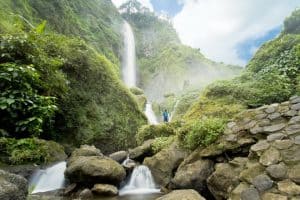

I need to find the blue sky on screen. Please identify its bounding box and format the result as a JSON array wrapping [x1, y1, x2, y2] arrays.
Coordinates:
[[113, 0, 300, 65]]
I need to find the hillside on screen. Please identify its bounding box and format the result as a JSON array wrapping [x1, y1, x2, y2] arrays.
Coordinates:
[[0, 0, 147, 154], [120, 0, 242, 100]]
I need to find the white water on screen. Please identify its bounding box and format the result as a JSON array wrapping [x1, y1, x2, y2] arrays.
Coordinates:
[[122, 21, 136, 87], [120, 165, 160, 196], [145, 103, 158, 125], [29, 161, 66, 194], [169, 100, 180, 121]]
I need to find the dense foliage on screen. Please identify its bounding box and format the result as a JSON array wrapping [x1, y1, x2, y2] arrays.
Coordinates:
[[178, 118, 225, 150], [0, 137, 65, 164]]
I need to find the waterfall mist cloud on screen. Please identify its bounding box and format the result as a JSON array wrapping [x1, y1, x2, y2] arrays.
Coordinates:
[[173, 0, 300, 66]]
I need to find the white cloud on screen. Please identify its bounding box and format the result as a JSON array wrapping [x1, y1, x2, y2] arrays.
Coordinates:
[[111, 0, 153, 11], [173, 0, 300, 66]]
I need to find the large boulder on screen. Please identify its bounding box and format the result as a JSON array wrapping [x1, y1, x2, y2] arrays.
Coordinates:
[[0, 170, 28, 200], [143, 142, 188, 186], [91, 184, 118, 196], [65, 145, 126, 185], [129, 139, 154, 162], [170, 159, 214, 193], [207, 157, 248, 200], [109, 151, 128, 163], [156, 189, 206, 200]]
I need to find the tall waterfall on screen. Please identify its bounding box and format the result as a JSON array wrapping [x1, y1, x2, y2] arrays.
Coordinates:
[[145, 103, 158, 124], [122, 21, 136, 87], [119, 165, 160, 195], [29, 161, 66, 194]]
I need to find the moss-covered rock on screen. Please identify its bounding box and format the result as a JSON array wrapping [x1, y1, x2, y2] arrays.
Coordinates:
[[0, 137, 66, 165]]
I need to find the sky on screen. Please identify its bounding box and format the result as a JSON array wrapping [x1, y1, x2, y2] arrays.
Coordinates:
[[112, 0, 300, 66]]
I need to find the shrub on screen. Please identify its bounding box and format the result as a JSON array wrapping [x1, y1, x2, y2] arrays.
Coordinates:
[[151, 136, 175, 153], [130, 87, 144, 95], [135, 122, 178, 145], [0, 137, 65, 164], [178, 117, 225, 150]]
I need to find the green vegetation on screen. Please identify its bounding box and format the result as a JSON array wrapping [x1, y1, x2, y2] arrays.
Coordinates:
[[151, 136, 175, 153], [0, 1, 147, 154], [0, 137, 65, 164], [178, 118, 225, 150], [0, 0, 123, 66], [135, 123, 178, 145]]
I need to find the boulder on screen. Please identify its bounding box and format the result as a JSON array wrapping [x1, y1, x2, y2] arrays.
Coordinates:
[[156, 189, 206, 200], [91, 184, 118, 196], [250, 140, 270, 153], [229, 182, 249, 200], [251, 174, 273, 192], [266, 163, 287, 180], [273, 140, 293, 150], [261, 193, 287, 200], [278, 179, 300, 195], [129, 139, 154, 161], [239, 162, 265, 183], [288, 164, 300, 184], [70, 145, 102, 157], [259, 147, 281, 166], [79, 188, 93, 199], [207, 158, 247, 200], [109, 151, 128, 163], [0, 170, 28, 200], [143, 142, 188, 186], [170, 159, 214, 193], [280, 145, 300, 164], [240, 187, 260, 200], [262, 123, 286, 133], [65, 156, 126, 185]]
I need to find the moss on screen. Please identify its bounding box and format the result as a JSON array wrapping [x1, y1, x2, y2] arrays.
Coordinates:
[[151, 136, 175, 154], [130, 87, 145, 95], [0, 137, 66, 165], [135, 122, 179, 145]]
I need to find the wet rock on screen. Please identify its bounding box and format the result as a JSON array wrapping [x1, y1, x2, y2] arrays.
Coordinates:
[[261, 193, 287, 200], [267, 133, 286, 141], [0, 170, 28, 200], [63, 183, 77, 195], [288, 164, 300, 184], [289, 116, 300, 124], [259, 147, 281, 166], [273, 140, 293, 150], [170, 159, 214, 193], [129, 139, 154, 161], [230, 182, 249, 200], [143, 142, 188, 186], [239, 163, 265, 183], [291, 103, 300, 111], [285, 124, 300, 135], [109, 151, 128, 163], [240, 187, 260, 200], [280, 145, 300, 164], [91, 184, 118, 196], [207, 161, 244, 199], [284, 110, 298, 117], [250, 140, 270, 153], [290, 96, 300, 104], [79, 188, 93, 199], [263, 123, 286, 133], [266, 163, 287, 180], [156, 189, 206, 200], [278, 179, 300, 195], [252, 174, 273, 192], [268, 113, 281, 120], [71, 145, 102, 157], [65, 156, 126, 185], [295, 135, 300, 144]]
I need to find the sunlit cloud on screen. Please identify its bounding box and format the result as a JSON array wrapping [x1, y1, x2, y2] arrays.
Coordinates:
[[173, 0, 300, 66]]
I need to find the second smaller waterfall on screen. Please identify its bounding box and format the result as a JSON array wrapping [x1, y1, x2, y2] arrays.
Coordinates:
[[119, 165, 160, 195], [145, 103, 158, 125]]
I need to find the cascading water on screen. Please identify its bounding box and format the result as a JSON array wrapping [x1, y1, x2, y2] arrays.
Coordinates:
[[29, 161, 66, 194], [145, 102, 158, 125], [119, 165, 160, 196], [122, 21, 136, 87], [169, 100, 180, 122]]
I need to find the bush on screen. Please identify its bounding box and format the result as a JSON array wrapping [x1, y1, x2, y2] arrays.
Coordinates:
[[151, 136, 175, 153], [178, 117, 225, 150], [135, 122, 178, 145], [0, 63, 57, 137], [0, 137, 66, 164], [130, 87, 144, 95]]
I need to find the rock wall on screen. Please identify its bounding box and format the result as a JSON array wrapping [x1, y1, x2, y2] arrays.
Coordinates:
[[151, 96, 300, 200]]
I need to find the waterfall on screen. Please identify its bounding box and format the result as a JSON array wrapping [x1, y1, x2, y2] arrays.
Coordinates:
[[119, 165, 160, 195], [122, 21, 136, 87], [170, 100, 180, 121], [29, 161, 66, 194], [145, 102, 158, 125]]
